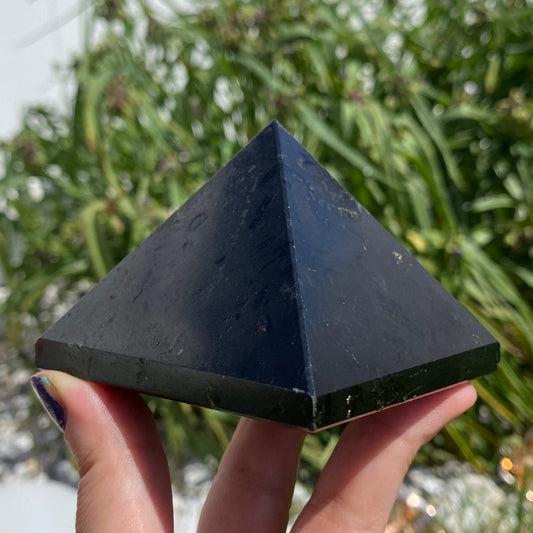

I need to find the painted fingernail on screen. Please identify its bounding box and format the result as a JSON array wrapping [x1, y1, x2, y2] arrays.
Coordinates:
[[30, 375, 66, 431]]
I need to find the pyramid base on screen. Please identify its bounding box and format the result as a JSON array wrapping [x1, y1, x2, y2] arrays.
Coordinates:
[[36, 338, 498, 431]]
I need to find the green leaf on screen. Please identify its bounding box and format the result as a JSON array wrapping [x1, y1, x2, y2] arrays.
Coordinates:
[[471, 195, 516, 212], [80, 200, 112, 279], [297, 103, 388, 186], [410, 93, 465, 190]]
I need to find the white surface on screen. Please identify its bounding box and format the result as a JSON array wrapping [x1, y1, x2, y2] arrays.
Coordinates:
[[0, 477, 77, 533], [0, 1, 81, 140], [0, 0, 199, 141]]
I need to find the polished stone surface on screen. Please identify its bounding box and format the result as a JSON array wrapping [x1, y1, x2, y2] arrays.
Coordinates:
[[36, 121, 499, 430]]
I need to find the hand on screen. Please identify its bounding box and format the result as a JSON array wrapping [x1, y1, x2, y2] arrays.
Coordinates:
[[31, 371, 476, 533]]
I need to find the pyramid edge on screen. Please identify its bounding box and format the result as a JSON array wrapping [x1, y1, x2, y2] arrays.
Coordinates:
[[35, 337, 317, 429], [273, 124, 318, 407], [310, 339, 500, 431]]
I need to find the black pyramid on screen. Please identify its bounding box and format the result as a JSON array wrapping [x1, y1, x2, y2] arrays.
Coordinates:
[[36, 121, 499, 430]]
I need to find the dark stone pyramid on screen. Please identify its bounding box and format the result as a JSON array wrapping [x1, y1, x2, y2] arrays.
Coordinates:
[[36, 121, 499, 430]]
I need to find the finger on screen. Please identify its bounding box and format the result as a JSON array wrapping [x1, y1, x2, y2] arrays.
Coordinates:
[[292, 382, 477, 533], [31, 371, 173, 533], [198, 418, 305, 533]]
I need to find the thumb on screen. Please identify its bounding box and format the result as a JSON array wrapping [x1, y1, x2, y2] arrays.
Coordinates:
[[31, 371, 173, 533]]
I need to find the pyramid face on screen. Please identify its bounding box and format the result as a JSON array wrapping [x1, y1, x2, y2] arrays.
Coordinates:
[[36, 121, 499, 430]]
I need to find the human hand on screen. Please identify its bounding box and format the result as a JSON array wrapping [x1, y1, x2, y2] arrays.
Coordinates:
[[31, 371, 476, 533]]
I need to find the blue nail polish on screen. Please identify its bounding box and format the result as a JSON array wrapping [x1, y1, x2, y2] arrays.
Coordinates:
[[31, 375, 66, 431]]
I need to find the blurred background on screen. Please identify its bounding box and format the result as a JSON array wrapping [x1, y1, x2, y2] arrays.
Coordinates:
[[0, 0, 532, 531]]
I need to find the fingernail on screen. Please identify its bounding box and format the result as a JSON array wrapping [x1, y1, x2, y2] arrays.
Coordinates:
[[30, 374, 66, 431]]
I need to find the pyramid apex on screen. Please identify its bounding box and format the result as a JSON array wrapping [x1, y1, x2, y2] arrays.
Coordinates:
[[257, 119, 296, 146], [265, 118, 285, 131]]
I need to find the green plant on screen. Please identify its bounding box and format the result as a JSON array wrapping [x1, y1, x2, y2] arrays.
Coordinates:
[[1, 0, 532, 474]]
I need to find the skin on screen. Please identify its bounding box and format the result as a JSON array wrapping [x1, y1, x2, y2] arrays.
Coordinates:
[[33, 370, 477, 533]]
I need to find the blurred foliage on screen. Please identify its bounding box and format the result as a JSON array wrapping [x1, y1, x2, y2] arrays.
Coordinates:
[[1, 0, 532, 478]]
